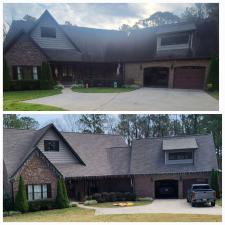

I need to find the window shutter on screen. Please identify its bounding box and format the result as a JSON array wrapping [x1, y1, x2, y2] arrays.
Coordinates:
[[12, 66, 17, 80], [37, 66, 41, 80], [47, 184, 52, 198]]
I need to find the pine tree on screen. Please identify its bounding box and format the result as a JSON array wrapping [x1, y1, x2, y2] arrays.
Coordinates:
[[55, 179, 65, 208], [40, 62, 55, 90], [3, 58, 11, 91], [14, 176, 29, 213], [207, 57, 219, 91], [214, 170, 220, 198], [61, 179, 69, 207]]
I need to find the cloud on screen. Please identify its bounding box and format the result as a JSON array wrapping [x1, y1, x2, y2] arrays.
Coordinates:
[[3, 3, 194, 30]]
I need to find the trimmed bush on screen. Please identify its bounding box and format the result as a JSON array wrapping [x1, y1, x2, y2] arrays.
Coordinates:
[[137, 197, 153, 201], [84, 200, 97, 205], [61, 178, 69, 208], [92, 193, 102, 203], [14, 176, 29, 213], [3, 192, 14, 213], [40, 62, 55, 90], [85, 195, 92, 201], [55, 179, 65, 209], [10, 80, 40, 91], [29, 200, 55, 212], [3, 58, 11, 91]]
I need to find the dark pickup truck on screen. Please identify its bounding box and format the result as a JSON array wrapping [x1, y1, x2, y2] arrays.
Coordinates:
[[187, 184, 216, 207]]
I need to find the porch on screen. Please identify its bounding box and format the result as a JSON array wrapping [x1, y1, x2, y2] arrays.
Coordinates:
[[65, 176, 133, 201], [50, 62, 124, 87]]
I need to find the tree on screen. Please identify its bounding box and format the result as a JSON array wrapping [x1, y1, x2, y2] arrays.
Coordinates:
[[61, 179, 69, 207], [3, 192, 14, 214], [3, 58, 11, 91], [210, 169, 220, 198], [78, 114, 106, 134], [40, 62, 55, 90], [65, 21, 72, 26], [3, 114, 39, 129], [55, 179, 65, 208], [14, 176, 29, 213], [23, 14, 36, 22], [119, 24, 132, 32], [207, 57, 219, 91]]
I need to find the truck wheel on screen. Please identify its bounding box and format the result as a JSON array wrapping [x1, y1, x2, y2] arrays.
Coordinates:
[[191, 202, 196, 207], [211, 202, 215, 207]]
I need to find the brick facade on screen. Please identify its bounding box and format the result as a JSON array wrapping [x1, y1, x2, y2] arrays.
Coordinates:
[[134, 172, 211, 199], [124, 59, 211, 88], [12, 152, 58, 201], [4, 34, 47, 78]]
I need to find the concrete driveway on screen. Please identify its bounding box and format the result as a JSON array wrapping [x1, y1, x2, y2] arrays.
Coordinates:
[[24, 88, 218, 111], [78, 199, 222, 216]]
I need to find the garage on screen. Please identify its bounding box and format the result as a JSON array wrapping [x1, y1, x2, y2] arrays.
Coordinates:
[[155, 180, 178, 199], [183, 178, 208, 198], [144, 67, 169, 87], [174, 66, 205, 89]]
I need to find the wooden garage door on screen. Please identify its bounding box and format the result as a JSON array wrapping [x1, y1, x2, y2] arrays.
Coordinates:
[[183, 178, 208, 198], [174, 66, 205, 89]]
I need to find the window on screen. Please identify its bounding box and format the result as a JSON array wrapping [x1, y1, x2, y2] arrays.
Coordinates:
[[33, 66, 38, 80], [12, 66, 40, 80], [161, 34, 189, 46], [44, 140, 59, 152], [27, 184, 51, 201], [41, 27, 56, 38], [168, 151, 193, 160]]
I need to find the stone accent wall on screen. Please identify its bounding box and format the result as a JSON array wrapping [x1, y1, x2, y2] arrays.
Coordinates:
[[4, 34, 47, 78], [12, 153, 58, 201], [134, 172, 211, 199], [125, 59, 211, 88]]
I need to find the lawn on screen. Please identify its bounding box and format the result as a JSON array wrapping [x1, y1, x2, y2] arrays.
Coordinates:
[[3, 89, 65, 111], [71, 87, 137, 93], [89, 200, 152, 208], [207, 91, 219, 100], [3, 207, 221, 222]]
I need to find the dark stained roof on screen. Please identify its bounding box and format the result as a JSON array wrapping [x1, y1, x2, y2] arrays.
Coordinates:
[[130, 135, 218, 175], [4, 126, 218, 179], [3, 10, 218, 62]]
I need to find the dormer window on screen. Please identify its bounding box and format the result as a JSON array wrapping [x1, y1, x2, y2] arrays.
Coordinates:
[[157, 32, 191, 51], [44, 140, 59, 151], [168, 151, 193, 160], [41, 27, 56, 38]]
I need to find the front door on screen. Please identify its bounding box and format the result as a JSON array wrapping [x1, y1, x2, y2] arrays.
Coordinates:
[[61, 65, 74, 83]]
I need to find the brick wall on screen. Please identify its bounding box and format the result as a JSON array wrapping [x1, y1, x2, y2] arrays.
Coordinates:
[[12, 152, 58, 201], [4, 34, 47, 78], [134, 172, 211, 199], [125, 59, 211, 88]]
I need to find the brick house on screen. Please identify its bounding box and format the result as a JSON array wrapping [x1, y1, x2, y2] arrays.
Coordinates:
[[3, 124, 218, 202], [4, 10, 218, 89]]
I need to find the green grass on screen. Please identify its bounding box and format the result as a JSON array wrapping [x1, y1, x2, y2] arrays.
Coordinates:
[[71, 87, 137, 93], [3, 89, 64, 111], [90, 200, 152, 208], [207, 91, 219, 100], [217, 199, 222, 206], [3, 206, 221, 222]]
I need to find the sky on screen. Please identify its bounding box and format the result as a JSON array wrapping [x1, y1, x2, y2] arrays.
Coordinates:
[[3, 3, 193, 30]]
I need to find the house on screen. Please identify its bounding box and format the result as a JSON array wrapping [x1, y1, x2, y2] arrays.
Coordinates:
[[4, 10, 218, 89], [3, 124, 218, 202]]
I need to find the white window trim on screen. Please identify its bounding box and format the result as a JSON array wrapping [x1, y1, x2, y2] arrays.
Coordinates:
[[17, 66, 22, 80], [33, 66, 38, 80], [165, 150, 194, 165]]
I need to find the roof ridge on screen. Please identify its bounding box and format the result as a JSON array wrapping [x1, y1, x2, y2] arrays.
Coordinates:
[[61, 131, 122, 136]]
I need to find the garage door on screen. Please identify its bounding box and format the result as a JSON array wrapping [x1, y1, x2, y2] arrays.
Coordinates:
[[174, 66, 205, 89], [183, 178, 208, 198], [155, 180, 178, 199]]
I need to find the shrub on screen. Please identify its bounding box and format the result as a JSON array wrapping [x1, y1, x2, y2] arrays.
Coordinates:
[[61, 178, 69, 208], [116, 192, 124, 201], [55, 179, 65, 209], [10, 80, 40, 91], [211, 169, 220, 198], [92, 193, 102, 203], [3, 58, 11, 91], [3, 192, 14, 213], [40, 62, 55, 90], [85, 195, 92, 201], [29, 200, 55, 212], [207, 57, 219, 91], [136, 197, 153, 202], [102, 192, 111, 202], [109, 192, 117, 202], [84, 200, 97, 205], [123, 84, 140, 89], [14, 176, 29, 213], [54, 84, 64, 90]]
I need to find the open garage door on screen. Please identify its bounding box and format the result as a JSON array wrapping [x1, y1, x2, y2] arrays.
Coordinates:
[[174, 66, 205, 89], [144, 67, 169, 87], [183, 178, 208, 198], [155, 180, 178, 199]]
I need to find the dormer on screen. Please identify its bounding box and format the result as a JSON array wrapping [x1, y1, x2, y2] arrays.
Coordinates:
[[156, 23, 196, 52], [163, 137, 198, 165]]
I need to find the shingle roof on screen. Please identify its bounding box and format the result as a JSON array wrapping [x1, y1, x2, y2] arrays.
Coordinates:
[[3, 11, 218, 62], [162, 137, 198, 150], [3, 127, 218, 179], [130, 135, 218, 175]]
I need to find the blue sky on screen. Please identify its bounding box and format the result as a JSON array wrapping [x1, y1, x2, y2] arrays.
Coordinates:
[[4, 3, 193, 30]]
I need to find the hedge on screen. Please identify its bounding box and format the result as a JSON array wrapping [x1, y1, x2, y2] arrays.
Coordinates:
[[29, 200, 55, 212], [10, 80, 40, 91]]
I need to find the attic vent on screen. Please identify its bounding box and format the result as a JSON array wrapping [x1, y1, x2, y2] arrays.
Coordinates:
[[41, 26, 56, 38]]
